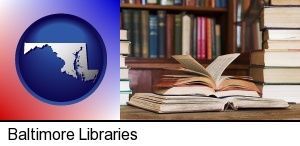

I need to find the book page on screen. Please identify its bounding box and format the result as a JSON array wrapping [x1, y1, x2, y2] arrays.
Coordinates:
[[172, 55, 211, 77], [206, 53, 240, 82]]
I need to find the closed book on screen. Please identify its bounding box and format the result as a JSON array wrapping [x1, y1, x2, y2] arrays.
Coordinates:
[[208, 0, 215, 7], [211, 18, 217, 59], [120, 92, 132, 106], [128, 0, 135, 4], [196, 17, 201, 59], [256, 84, 300, 103], [166, 14, 175, 59], [141, 0, 147, 4], [135, 0, 142, 4], [263, 29, 300, 41], [174, 14, 182, 55], [263, 40, 300, 49], [250, 66, 300, 84], [121, 9, 132, 42], [147, 0, 158, 4], [192, 18, 197, 58], [221, 0, 227, 7], [149, 15, 158, 58], [270, 0, 300, 5], [215, 0, 221, 7], [120, 55, 127, 68], [182, 14, 192, 55], [158, 10, 167, 58], [141, 10, 149, 58], [215, 24, 221, 58], [132, 10, 141, 57], [260, 7, 300, 30], [206, 18, 212, 60], [120, 29, 129, 41], [120, 79, 131, 92], [200, 17, 207, 60], [251, 50, 300, 67], [174, 0, 183, 5], [160, 0, 174, 5], [120, 41, 131, 55], [196, 0, 201, 7], [120, 67, 130, 79], [185, 0, 196, 6]]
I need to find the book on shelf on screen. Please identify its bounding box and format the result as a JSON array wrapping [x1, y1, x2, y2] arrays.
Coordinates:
[[132, 10, 141, 57], [121, 9, 132, 42], [256, 84, 300, 103], [127, 93, 289, 113], [158, 10, 167, 58], [166, 14, 175, 59], [141, 10, 149, 58], [260, 7, 300, 30], [251, 50, 300, 67], [182, 14, 192, 55], [250, 66, 300, 84], [215, 24, 221, 58], [120, 41, 131, 55], [269, 0, 300, 6], [263, 29, 300, 41], [263, 40, 300, 49], [160, 0, 174, 5], [149, 15, 158, 58], [185, 0, 196, 7], [174, 14, 183, 55], [153, 54, 261, 97], [147, 0, 158, 4], [174, 0, 183, 5]]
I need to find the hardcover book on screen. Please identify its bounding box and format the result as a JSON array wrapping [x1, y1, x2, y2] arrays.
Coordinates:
[[158, 10, 167, 58], [263, 29, 300, 41], [270, 0, 300, 5], [149, 15, 158, 58], [154, 54, 261, 97], [127, 93, 289, 113]]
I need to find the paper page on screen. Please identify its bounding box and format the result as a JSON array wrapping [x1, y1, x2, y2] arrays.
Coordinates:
[[172, 55, 211, 77], [206, 53, 240, 82]]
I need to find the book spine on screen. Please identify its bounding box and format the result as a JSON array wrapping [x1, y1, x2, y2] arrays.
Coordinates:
[[141, 0, 147, 5], [149, 15, 158, 58], [211, 18, 216, 59], [141, 10, 149, 58], [206, 18, 212, 60], [192, 17, 197, 58], [166, 14, 175, 59], [189, 15, 195, 58], [132, 10, 141, 57], [215, 24, 221, 57], [182, 14, 191, 55], [196, 0, 201, 7], [215, 0, 221, 8], [174, 0, 183, 5], [201, 0, 206, 7], [221, 0, 227, 7], [185, 0, 196, 6], [174, 14, 182, 55], [158, 10, 167, 58], [136, 0, 142, 4], [160, 0, 174, 5], [200, 17, 207, 60], [121, 9, 132, 56], [147, 0, 158, 4], [196, 17, 201, 59], [129, 0, 136, 4]]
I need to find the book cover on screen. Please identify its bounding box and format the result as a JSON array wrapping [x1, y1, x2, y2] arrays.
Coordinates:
[[141, 10, 149, 58], [166, 14, 175, 59], [206, 18, 212, 60], [192, 17, 197, 58], [174, 14, 182, 55], [182, 14, 192, 55], [158, 10, 167, 58], [121, 9, 132, 42], [211, 18, 216, 59], [149, 15, 158, 58], [147, 0, 158, 4], [185, 0, 196, 6], [174, 0, 183, 5], [160, 0, 174, 5], [131, 10, 141, 57], [215, 24, 221, 58], [200, 17, 207, 60]]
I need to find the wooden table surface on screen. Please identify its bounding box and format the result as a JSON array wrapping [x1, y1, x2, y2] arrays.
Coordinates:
[[120, 104, 300, 120]]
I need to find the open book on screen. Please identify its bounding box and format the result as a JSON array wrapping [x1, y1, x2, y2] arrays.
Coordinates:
[[153, 54, 261, 97], [127, 93, 289, 113]]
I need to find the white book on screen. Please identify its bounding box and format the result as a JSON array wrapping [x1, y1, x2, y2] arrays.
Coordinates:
[[257, 84, 300, 103], [182, 15, 191, 55], [120, 68, 129, 79], [120, 93, 131, 106], [120, 55, 127, 68], [120, 80, 131, 92]]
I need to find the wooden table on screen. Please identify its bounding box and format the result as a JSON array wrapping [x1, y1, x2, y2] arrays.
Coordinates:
[[120, 104, 300, 120]]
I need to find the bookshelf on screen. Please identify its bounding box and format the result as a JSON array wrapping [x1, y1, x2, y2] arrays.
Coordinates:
[[120, 1, 247, 94]]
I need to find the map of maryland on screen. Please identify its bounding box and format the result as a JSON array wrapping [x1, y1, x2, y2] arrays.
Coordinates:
[[24, 43, 98, 82]]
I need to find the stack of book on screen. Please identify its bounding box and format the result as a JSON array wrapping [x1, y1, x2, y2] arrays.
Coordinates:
[[121, 9, 221, 59], [121, 0, 228, 8], [250, 0, 300, 103], [127, 54, 289, 113], [120, 29, 132, 105]]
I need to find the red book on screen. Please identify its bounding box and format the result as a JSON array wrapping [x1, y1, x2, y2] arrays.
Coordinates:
[[201, 17, 207, 60], [166, 14, 175, 59], [196, 17, 201, 60], [206, 18, 212, 60], [185, 0, 196, 6], [135, 0, 142, 4]]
